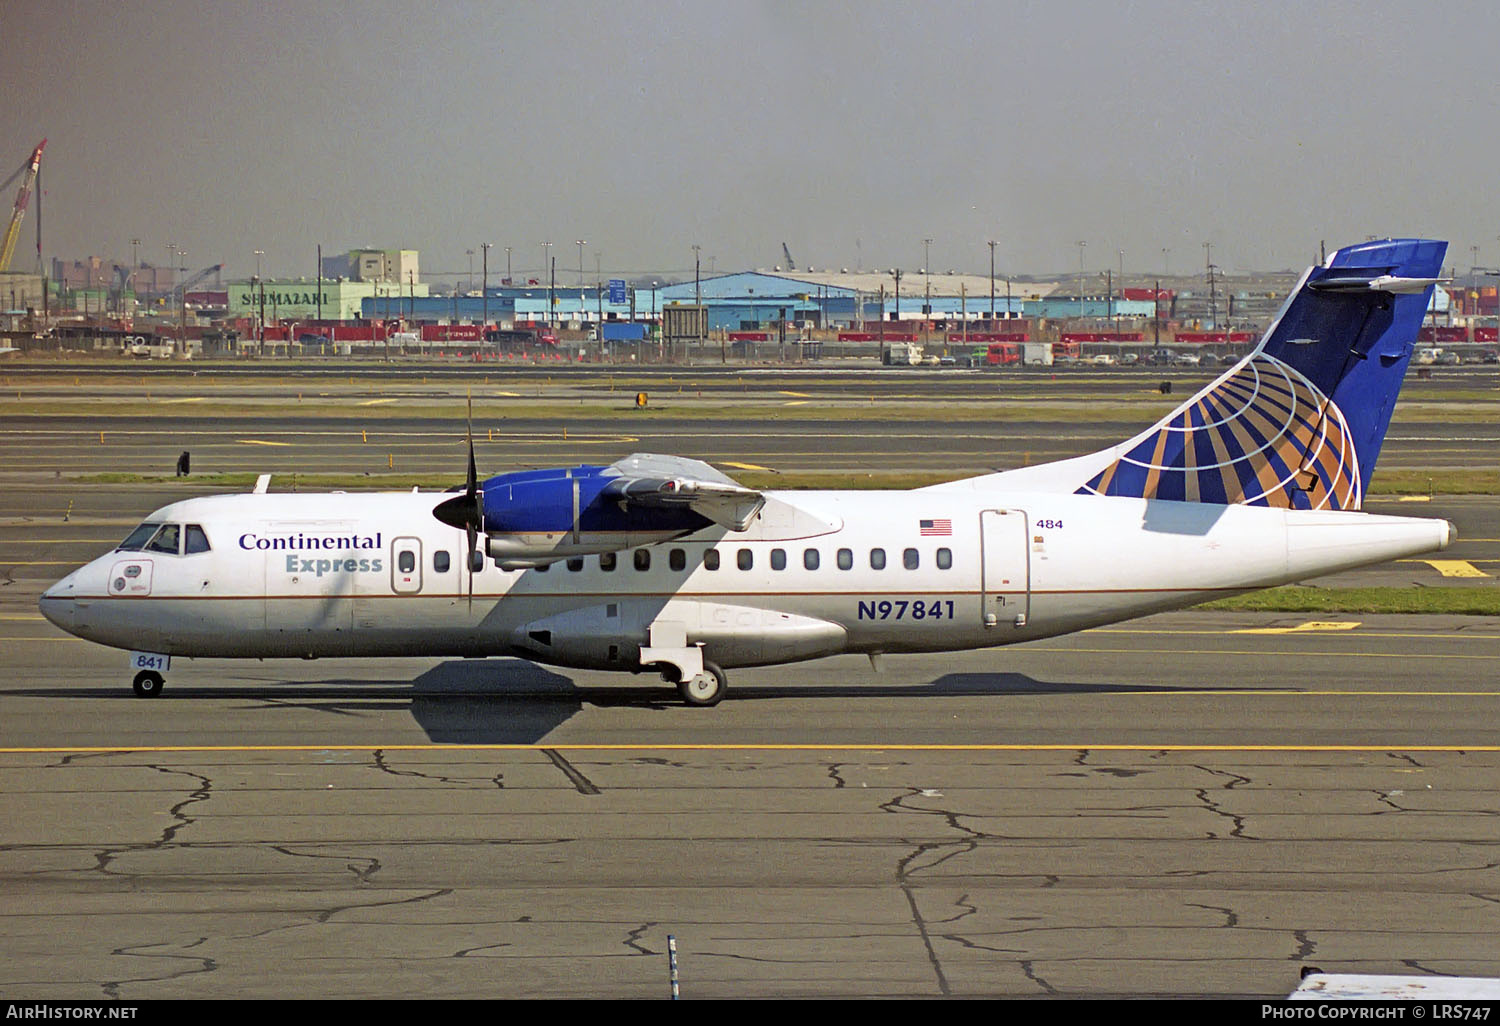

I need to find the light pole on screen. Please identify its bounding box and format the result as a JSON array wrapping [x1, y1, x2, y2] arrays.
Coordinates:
[[988, 240, 996, 321], [692, 244, 702, 363], [466, 249, 474, 293], [252, 248, 263, 353], [1205, 242, 1218, 330], [176, 249, 187, 353], [540, 242, 552, 326], [576, 240, 586, 288], [504, 246, 511, 285], [481, 242, 491, 333], [1077, 241, 1087, 319], [1472, 246, 1481, 320], [1115, 249, 1124, 334], [922, 238, 932, 314], [1493, 236, 1500, 342]]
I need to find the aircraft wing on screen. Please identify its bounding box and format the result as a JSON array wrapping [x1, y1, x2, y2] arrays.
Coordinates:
[[600, 453, 765, 531]]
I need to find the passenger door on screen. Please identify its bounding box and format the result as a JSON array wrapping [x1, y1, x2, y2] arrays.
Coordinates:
[[979, 509, 1030, 628]]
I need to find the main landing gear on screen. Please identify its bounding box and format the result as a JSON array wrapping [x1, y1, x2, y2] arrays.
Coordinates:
[[675, 662, 727, 707], [652, 656, 728, 707], [640, 634, 728, 707], [132, 670, 165, 697]]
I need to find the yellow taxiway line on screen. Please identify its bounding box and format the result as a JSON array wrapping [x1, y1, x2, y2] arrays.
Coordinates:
[[0, 743, 1497, 755], [1411, 559, 1491, 578]]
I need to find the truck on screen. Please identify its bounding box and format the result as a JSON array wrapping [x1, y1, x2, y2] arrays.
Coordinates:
[[1021, 341, 1053, 366], [984, 342, 1020, 366], [484, 327, 558, 351], [883, 342, 924, 366]]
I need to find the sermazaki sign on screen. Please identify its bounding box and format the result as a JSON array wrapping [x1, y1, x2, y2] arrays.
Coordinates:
[[236, 290, 329, 306]]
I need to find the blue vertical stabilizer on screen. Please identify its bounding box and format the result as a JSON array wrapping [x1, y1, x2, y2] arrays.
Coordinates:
[[1076, 238, 1445, 510]]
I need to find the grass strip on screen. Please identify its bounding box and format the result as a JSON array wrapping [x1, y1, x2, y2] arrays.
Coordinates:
[[1196, 586, 1500, 616]]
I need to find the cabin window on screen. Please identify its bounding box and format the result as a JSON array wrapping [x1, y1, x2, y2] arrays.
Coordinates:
[[634, 549, 651, 571], [146, 524, 181, 555], [470, 550, 485, 573], [398, 549, 416, 574], [837, 548, 853, 570], [600, 552, 617, 572], [433, 550, 451, 573], [869, 547, 886, 570], [804, 548, 820, 571], [737, 548, 753, 571], [903, 548, 919, 570], [118, 522, 162, 551], [703, 549, 720, 571], [669, 548, 686, 572], [184, 525, 211, 554], [566, 557, 584, 572], [770, 548, 786, 571], [937, 547, 952, 570]]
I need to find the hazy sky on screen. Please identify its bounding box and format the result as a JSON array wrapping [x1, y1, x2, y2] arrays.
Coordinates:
[[5, 0, 1500, 282]]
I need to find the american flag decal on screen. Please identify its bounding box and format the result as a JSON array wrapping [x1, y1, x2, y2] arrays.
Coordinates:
[[919, 518, 952, 536]]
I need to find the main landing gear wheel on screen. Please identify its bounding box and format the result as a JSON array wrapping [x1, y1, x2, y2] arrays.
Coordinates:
[[132, 670, 164, 697], [677, 662, 727, 707]]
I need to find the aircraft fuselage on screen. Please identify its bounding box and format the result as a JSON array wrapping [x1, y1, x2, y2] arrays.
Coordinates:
[[40, 487, 1452, 672]]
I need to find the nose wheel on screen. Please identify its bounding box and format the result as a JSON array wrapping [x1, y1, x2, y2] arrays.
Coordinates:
[[132, 670, 165, 697]]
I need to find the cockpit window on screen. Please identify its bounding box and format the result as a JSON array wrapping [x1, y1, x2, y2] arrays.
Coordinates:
[[184, 525, 211, 554], [118, 522, 163, 551], [145, 524, 181, 555]]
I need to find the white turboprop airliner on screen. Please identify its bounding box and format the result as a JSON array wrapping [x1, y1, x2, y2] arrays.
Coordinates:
[[41, 239, 1455, 705]]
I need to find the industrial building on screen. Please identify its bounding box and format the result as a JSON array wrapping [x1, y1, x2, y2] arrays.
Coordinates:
[[229, 277, 429, 322], [320, 248, 419, 285]]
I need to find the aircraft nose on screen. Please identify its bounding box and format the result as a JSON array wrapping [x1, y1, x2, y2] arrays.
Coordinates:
[[39, 571, 77, 631]]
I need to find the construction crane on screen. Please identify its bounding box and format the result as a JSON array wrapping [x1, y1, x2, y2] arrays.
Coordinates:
[[781, 242, 796, 271], [0, 139, 45, 273], [178, 263, 223, 296]]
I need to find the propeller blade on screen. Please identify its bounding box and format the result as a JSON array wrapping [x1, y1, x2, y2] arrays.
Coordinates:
[[466, 521, 477, 612]]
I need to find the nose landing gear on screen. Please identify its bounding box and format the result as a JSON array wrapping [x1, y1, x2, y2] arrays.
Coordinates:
[[132, 670, 165, 697]]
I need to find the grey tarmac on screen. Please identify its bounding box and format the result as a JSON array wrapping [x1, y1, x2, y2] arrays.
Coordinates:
[[0, 362, 1496, 999]]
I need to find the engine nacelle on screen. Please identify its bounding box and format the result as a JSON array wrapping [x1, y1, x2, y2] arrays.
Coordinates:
[[476, 466, 711, 565]]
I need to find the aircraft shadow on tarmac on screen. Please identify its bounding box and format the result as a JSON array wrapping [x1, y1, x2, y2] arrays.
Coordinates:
[[28, 663, 1276, 745]]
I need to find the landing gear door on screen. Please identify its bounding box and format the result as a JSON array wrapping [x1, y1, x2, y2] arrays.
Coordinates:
[[980, 509, 1029, 628]]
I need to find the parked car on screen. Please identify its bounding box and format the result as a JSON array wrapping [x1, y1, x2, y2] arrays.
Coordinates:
[[1435, 351, 1462, 366], [1172, 352, 1201, 367], [1482, 350, 1498, 364], [1092, 353, 1117, 366], [1119, 352, 1140, 366]]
